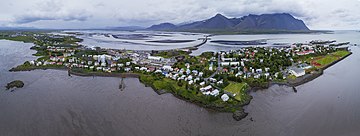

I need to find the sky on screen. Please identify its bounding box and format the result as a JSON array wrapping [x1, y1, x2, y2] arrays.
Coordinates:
[[0, 0, 359, 30]]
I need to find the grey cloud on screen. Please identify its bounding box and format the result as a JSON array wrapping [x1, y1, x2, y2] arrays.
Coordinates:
[[14, 12, 91, 24], [1, 0, 360, 29], [13, 0, 91, 24]]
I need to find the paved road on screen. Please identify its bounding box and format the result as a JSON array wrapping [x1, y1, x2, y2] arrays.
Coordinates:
[[205, 53, 222, 80]]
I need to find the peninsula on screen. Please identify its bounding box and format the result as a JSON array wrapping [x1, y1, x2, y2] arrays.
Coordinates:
[[1, 31, 352, 120]]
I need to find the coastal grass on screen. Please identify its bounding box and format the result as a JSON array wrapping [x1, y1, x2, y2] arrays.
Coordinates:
[[139, 73, 243, 112], [307, 50, 350, 68], [0, 36, 35, 43], [153, 50, 189, 58], [224, 82, 249, 102]]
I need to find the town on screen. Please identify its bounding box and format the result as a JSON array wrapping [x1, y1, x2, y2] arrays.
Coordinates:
[[3, 31, 352, 120]]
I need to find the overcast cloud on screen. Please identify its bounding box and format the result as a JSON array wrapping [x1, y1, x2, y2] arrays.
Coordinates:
[[0, 0, 359, 29]]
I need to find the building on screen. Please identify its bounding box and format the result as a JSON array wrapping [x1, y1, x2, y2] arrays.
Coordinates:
[[221, 62, 240, 66], [210, 89, 220, 96], [289, 67, 306, 77], [221, 94, 229, 102], [148, 56, 163, 61]]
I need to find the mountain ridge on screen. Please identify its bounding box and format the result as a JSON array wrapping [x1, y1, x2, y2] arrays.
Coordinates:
[[147, 13, 310, 33]]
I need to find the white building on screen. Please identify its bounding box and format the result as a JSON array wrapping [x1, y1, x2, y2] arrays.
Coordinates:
[[221, 94, 229, 102], [289, 67, 306, 77], [148, 56, 163, 61], [221, 62, 240, 66], [210, 89, 220, 97]]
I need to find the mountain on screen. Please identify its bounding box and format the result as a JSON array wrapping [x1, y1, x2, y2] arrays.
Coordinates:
[[146, 13, 310, 33], [235, 13, 309, 31], [177, 14, 236, 30], [146, 23, 177, 31], [108, 26, 145, 31]]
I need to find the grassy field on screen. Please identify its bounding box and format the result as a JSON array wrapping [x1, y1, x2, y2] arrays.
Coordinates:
[[224, 82, 249, 102], [139, 73, 245, 112], [307, 50, 350, 68], [0, 36, 35, 43]]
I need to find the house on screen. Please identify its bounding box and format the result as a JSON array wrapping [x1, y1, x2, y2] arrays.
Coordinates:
[[210, 89, 220, 97], [200, 85, 212, 92], [209, 66, 213, 71], [140, 67, 147, 71], [221, 94, 229, 102], [200, 81, 205, 86], [289, 67, 305, 77], [29, 60, 35, 65], [256, 69, 263, 74], [118, 63, 124, 67], [148, 56, 163, 61], [96, 67, 103, 71], [187, 75, 193, 81], [36, 62, 42, 66], [155, 69, 162, 73], [221, 62, 239, 66], [221, 58, 236, 62], [235, 71, 243, 77], [188, 80, 194, 85], [126, 62, 131, 66], [94, 62, 100, 66], [298, 63, 313, 70], [88, 61, 93, 65], [198, 72, 204, 77], [162, 65, 173, 71], [124, 67, 131, 72], [209, 78, 217, 83]]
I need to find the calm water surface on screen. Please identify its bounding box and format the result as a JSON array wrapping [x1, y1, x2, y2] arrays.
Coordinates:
[[0, 31, 360, 136]]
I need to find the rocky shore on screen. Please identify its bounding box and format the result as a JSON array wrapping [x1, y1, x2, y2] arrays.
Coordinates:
[[6, 80, 24, 90]]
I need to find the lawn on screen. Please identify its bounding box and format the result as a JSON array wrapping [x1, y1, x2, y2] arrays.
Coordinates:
[[307, 50, 350, 68], [224, 82, 249, 102]]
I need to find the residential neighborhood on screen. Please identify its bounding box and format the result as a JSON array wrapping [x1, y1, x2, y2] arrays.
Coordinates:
[[10, 32, 350, 104]]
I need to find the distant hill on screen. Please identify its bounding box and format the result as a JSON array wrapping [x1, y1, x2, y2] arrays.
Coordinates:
[[146, 23, 177, 31], [177, 14, 236, 30], [108, 26, 145, 31], [235, 13, 309, 31], [146, 13, 310, 33]]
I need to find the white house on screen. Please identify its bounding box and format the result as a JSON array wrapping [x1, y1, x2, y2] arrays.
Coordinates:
[[210, 89, 220, 97], [148, 56, 163, 61], [188, 80, 194, 85], [198, 72, 204, 77], [221, 62, 240, 66], [162, 65, 173, 71], [221, 94, 229, 102], [289, 67, 306, 77]]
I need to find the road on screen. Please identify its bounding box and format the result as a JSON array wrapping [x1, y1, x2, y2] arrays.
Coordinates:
[[205, 53, 222, 81]]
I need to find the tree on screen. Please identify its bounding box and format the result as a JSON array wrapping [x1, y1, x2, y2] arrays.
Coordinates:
[[278, 72, 284, 80]]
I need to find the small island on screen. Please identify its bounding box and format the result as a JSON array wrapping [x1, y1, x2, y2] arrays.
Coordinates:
[[6, 80, 24, 90], [1, 31, 353, 120]]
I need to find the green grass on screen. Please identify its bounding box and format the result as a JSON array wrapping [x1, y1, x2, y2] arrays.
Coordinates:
[[224, 82, 249, 102], [139, 73, 244, 112], [0, 36, 35, 43], [153, 50, 189, 58], [287, 75, 297, 80], [332, 50, 350, 57], [308, 50, 350, 68]]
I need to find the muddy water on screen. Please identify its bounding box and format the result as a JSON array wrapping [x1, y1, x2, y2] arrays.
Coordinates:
[[1, 39, 360, 136]]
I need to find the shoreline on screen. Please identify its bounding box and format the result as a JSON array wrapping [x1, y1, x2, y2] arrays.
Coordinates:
[[7, 51, 352, 121]]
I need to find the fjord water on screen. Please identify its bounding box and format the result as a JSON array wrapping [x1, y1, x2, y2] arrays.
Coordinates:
[[0, 31, 360, 136]]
